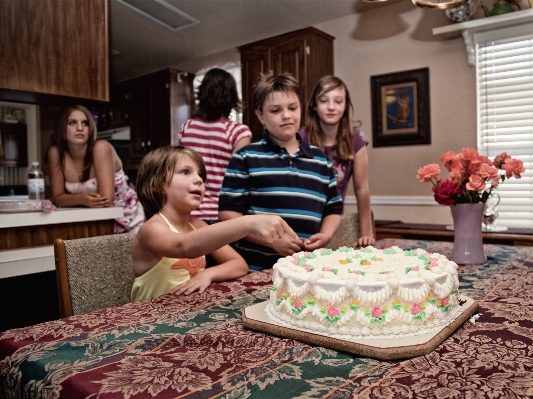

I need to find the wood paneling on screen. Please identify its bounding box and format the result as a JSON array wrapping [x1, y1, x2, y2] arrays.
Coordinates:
[[0, 220, 114, 251], [0, 0, 109, 101]]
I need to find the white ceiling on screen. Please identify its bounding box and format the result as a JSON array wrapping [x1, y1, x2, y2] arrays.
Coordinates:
[[109, 0, 369, 82]]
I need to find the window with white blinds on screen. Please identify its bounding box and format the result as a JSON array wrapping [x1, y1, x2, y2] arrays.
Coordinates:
[[476, 29, 533, 228]]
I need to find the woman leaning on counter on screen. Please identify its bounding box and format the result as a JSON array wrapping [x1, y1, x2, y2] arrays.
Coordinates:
[[46, 105, 145, 233]]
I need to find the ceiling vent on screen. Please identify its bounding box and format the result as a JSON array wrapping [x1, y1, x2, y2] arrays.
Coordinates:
[[116, 0, 199, 31]]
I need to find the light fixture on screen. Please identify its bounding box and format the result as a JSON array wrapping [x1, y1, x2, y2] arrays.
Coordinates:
[[362, 0, 468, 10]]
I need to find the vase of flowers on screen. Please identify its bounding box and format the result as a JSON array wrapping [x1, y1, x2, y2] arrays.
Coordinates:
[[417, 148, 525, 265]]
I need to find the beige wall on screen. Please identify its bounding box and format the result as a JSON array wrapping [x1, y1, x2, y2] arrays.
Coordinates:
[[177, 4, 525, 225]]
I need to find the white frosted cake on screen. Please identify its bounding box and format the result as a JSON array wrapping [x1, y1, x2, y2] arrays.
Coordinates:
[[266, 246, 462, 340]]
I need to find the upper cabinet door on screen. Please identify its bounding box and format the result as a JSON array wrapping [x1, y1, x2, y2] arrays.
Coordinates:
[[0, 0, 109, 102]]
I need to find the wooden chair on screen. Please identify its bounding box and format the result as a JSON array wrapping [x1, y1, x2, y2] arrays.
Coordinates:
[[54, 233, 136, 318], [328, 211, 376, 250]]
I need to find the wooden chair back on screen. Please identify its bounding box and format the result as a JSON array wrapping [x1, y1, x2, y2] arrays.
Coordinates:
[[54, 233, 136, 318]]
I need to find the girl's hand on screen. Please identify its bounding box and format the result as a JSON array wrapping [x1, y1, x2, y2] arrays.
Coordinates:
[[353, 236, 376, 249], [169, 273, 213, 296], [81, 192, 110, 208], [247, 215, 298, 243]]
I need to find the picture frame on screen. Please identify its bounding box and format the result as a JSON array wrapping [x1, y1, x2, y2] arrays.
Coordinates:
[[370, 68, 430, 147]]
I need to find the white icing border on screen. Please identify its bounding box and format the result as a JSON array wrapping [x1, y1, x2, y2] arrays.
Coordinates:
[[264, 302, 464, 340]]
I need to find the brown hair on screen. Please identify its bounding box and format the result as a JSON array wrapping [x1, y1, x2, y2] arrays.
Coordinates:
[[305, 76, 357, 163], [253, 72, 301, 112], [53, 105, 97, 181], [136, 146, 207, 219]]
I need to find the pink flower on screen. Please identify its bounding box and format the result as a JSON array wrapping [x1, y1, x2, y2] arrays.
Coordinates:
[[466, 175, 486, 192], [371, 307, 383, 319], [501, 158, 525, 179], [478, 163, 499, 182], [277, 292, 283, 300], [416, 164, 441, 182], [327, 306, 340, 318], [302, 265, 312, 272], [493, 152, 509, 168], [441, 298, 449, 307], [433, 180, 460, 205], [418, 147, 523, 205], [294, 300, 303, 309], [440, 151, 457, 172], [411, 303, 423, 315], [322, 267, 334, 273]]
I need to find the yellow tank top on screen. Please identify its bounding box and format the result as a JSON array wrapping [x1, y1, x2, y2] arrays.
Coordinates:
[[131, 212, 206, 302]]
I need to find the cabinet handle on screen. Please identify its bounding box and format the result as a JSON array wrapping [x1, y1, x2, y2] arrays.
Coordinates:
[[141, 141, 145, 148], [147, 140, 151, 147]]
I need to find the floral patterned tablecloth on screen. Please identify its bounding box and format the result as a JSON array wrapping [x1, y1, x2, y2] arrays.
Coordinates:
[[1, 239, 532, 399]]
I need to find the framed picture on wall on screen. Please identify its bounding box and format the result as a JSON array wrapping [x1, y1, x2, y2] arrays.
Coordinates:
[[370, 67, 430, 147]]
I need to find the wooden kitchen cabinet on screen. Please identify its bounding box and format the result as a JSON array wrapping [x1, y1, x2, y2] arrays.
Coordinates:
[[111, 69, 194, 166], [0, 0, 109, 102], [0, 123, 27, 167], [239, 27, 334, 141]]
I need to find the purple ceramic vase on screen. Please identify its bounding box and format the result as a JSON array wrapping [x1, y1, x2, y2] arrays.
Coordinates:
[[450, 203, 487, 265]]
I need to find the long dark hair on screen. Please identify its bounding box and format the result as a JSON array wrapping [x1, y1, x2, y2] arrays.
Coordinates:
[[194, 68, 240, 120], [53, 105, 97, 181]]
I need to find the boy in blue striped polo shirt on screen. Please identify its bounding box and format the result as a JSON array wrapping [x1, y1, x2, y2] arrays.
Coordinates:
[[219, 73, 343, 270]]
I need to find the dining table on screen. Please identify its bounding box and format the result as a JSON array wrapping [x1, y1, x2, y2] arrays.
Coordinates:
[[1, 238, 532, 399]]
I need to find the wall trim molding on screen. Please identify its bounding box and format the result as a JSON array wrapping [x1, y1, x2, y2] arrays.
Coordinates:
[[345, 195, 438, 206]]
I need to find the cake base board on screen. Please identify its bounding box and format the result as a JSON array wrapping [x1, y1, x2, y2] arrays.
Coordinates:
[[242, 296, 478, 361]]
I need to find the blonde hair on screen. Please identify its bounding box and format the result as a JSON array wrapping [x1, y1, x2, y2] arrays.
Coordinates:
[[305, 76, 357, 163], [136, 146, 207, 219]]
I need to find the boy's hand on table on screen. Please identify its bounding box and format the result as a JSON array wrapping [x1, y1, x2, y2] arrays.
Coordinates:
[[302, 233, 329, 251], [270, 234, 303, 256]]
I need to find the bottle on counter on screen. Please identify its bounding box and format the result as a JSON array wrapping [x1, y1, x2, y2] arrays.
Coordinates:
[[27, 162, 45, 200]]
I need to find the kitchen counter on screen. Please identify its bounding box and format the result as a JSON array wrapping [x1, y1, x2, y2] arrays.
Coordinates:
[[0, 206, 123, 229], [0, 206, 124, 277], [0, 206, 126, 332]]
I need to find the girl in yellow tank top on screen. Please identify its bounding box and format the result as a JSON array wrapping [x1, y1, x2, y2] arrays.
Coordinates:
[[131, 146, 297, 302]]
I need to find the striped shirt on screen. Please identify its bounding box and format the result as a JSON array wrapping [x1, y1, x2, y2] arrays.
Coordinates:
[[178, 118, 252, 220], [219, 132, 343, 267]]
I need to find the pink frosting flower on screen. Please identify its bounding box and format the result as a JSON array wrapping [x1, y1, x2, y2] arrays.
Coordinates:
[[294, 300, 303, 309], [302, 265, 312, 272], [327, 306, 340, 318], [371, 307, 383, 319], [411, 303, 423, 315], [416, 164, 441, 183], [441, 298, 449, 307], [322, 267, 334, 273], [276, 292, 283, 300]]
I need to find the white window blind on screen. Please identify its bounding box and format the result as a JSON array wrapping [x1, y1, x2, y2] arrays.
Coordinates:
[[476, 29, 533, 228]]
